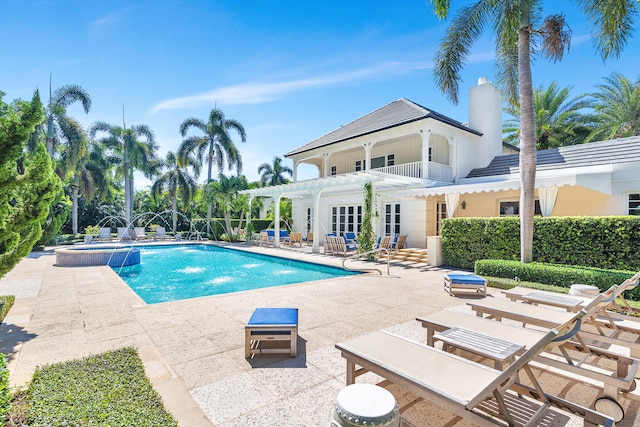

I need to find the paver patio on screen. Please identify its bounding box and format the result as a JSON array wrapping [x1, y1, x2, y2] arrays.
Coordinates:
[[1, 243, 639, 426]]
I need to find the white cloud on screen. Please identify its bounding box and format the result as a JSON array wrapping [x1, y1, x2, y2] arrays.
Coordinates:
[[149, 60, 435, 114]]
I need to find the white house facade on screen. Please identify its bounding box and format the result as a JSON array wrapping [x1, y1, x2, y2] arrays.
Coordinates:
[[242, 77, 640, 254]]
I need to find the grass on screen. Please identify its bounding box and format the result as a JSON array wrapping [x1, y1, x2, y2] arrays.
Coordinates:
[[0, 296, 14, 324], [21, 347, 178, 427]]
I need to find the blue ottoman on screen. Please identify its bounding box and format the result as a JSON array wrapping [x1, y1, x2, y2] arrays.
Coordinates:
[[245, 308, 298, 358], [444, 274, 487, 296]]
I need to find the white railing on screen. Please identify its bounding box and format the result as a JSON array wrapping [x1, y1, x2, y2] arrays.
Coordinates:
[[427, 161, 453, 181], [373, 161, 422, 178]]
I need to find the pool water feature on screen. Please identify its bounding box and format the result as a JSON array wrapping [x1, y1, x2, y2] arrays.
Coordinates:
[[115, 244, 357, 304]]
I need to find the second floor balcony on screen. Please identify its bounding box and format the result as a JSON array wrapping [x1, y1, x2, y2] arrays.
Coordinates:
[[372, 160, 452, 182]]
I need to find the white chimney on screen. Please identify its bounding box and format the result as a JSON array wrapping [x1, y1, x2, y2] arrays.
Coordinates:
[[468, 77, 503, 167]]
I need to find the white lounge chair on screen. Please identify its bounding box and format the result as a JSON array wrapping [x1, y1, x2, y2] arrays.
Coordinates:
[[117, 227, 132, 242], [154, 226, 172, 240], [96, 227, 113, 242], [133, 227, 148, 240], [336, 308, 613, 427]]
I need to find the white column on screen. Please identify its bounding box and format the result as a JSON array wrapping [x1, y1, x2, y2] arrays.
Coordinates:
[[274, 194, 282, 248], [421, 130, 429, 179], [364, 142, 373, 171], [322, 153, 330, 177], [245, 195, 253, 242], [292, 160, 298, 183], [311, 189, 323, 253]]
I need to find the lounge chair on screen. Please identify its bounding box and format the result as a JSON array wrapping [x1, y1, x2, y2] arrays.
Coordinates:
[[117, 227, 132, 242], [286, 232, 302, 247], [390, 234, 407, 251], [279, 230, 290, 244], [418, 297, 637, 422], [96, 227, 113, 242], [304, 232, 313, 246], [324, 235, 357, 256], [336, 308, 613, 427], [259, 231, 272, 247], [154, 226, 172, 240], [133, 227, 148, 241], [374, 236, 391, 250], [344, 232, 358, 245]]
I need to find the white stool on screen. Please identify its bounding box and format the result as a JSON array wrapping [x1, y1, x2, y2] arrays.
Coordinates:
[[569, 284, 600, 297], [331, 384, 400, 427]]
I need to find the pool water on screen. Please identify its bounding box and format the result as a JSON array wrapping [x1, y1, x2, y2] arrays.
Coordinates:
[[115, 244, 357, 304]]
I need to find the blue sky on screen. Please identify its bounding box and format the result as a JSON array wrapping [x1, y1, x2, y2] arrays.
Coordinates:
[[2, 1, 639, 187]]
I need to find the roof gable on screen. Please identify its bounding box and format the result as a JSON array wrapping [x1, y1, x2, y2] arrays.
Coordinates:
[[466, 136, 640, 178], [285, 98, 481, 157]]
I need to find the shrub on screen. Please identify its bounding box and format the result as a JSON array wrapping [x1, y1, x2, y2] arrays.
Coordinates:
[[26, 347, 178, 427], [0, 295, 15, 323], [475, 259, 638, 299], [0, 353, 9, 422]]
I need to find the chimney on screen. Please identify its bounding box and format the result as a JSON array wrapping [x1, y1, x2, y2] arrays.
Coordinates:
[[468, 77, 503, 167]]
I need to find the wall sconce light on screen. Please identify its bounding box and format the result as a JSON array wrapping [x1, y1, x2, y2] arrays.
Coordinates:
[[461, 201, 467, 210]]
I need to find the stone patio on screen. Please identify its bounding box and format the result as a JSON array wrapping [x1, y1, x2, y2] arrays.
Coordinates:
[[1, 242, 639, 426]]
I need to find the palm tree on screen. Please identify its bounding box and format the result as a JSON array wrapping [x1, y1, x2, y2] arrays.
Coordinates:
[[430, 1, 636, 262], [258, 156, 293, 186], [586, 72, 640, 142], [70, 140, 112, 234], [90, 121, 158, 225], [204, 174, 246, 241], [503, 82, 593, 149], [179, 108, 247, 234], [42, 81, 92, 160], [151, 151, 199, 232]]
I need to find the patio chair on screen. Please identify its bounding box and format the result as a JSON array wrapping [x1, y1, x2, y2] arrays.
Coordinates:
[[96, 227, 113, 242], [133, 227, 148, 241], [390, 234, 407, 251], [324, 235, 356, 257], [418, 295, 637, 422], [259, 231, 273, 247], [304, 231, 313, 246], [335, 308, 613, 427], [374, 236, 391, 250], [279, 230, 290, 244], [117, 227, 132, 242], [344, 232, 358, 245], [287, 232, 302, 247], [154, 226, 172, 240]]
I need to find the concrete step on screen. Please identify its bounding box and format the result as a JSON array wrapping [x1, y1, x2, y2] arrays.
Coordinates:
[[382, 248, 429, 264]]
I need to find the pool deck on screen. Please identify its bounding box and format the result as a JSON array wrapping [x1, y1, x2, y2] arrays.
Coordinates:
[[2, 242, 640, 426]]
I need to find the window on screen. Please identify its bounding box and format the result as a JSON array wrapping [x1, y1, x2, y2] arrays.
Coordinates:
[[331, 205, 363, 235], [629, 194, 640, 215], [371, 156, 386, 169], [387, 154, 395, 166], [428, 146, 433, 162], [330, 165, 337, 176], [499, 201, 542, 216], [384, 203, 401, 235], [306, 207, 314, 233], [355, 159, 365, 171]]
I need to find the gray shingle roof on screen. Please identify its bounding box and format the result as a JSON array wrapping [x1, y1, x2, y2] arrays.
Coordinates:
[[466, 136, 640, 178], [285, 98, 482, 157]]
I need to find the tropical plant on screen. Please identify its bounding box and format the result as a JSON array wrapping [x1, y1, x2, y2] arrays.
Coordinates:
[[429, 0, 637, 262], [503, 82, 594, 149], [204, 174, 247, 241], [0, 91, 61, 275], [151, 151, 199, 232], [258, 156, 293, 186], [586, 72, 640, 142], [90, 120, 158, 225], [359, 182, 377, 259], [179, 108, 247, 232]]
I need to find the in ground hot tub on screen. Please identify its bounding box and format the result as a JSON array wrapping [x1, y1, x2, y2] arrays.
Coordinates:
[[55, 245, 140, 267]]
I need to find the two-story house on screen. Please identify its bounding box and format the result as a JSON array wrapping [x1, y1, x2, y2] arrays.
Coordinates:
[[243, 77, 640, 254]]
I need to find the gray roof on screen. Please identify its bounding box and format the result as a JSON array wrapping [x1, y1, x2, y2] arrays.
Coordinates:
[[285, 98, 482, 157], [466, 136, 640, 178]]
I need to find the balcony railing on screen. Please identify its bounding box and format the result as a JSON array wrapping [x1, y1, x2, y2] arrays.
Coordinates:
[[372, 161, 452, 181], [427, 161, 452, 181]]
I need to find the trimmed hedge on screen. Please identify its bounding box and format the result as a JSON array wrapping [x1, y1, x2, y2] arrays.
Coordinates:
[[0, 354, 8, 423], [26, 347, 178, 427], [475, 259, 638, 299], [442, 216, 640, 270]]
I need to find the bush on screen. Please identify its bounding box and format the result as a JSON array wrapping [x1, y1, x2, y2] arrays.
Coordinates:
[[0, 295, 15, 323], [475, 259, 638, 299], [442, 216, 640, 270], [26, 347, 178, 427], [0, 353, 9, 423]]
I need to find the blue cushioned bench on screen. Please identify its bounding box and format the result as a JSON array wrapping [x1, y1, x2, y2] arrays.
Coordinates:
[[443, 273, 487, 297], [245, 308, 298, 358]]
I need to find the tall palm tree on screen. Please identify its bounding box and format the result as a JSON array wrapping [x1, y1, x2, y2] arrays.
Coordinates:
[[586, 72, 640, 142], [430, 0, 636, 262], [151, 151, 199, 232], [179, 108, 247, 234], [70, 140, 112, 234], [204, 174, 246, 241], [43, 81, 92, 160], [90, 121, 158, 225], [258, 156, 293, 186], [503, 82, 593, 149]]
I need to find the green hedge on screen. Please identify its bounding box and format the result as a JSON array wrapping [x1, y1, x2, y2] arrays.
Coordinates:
[[442, 216, 640, 270], [475, 259, 638, 299], [0, 354, 9, 423], [26, 347, 178, 427], [0, 295, 14, 324]]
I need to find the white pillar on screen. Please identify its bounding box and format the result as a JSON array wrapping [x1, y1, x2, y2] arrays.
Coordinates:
[[364, 142, 373, 171], [311, 190, 322, 253], [421, 130, 429, 179], [293, 160, 299, 183], [245, 195, 253, 242], [322, 153, 330, 178], [274, 194, 282, 248]]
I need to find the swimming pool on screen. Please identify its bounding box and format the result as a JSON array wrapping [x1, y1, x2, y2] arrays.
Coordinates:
[[115, 244, 357, 304]]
